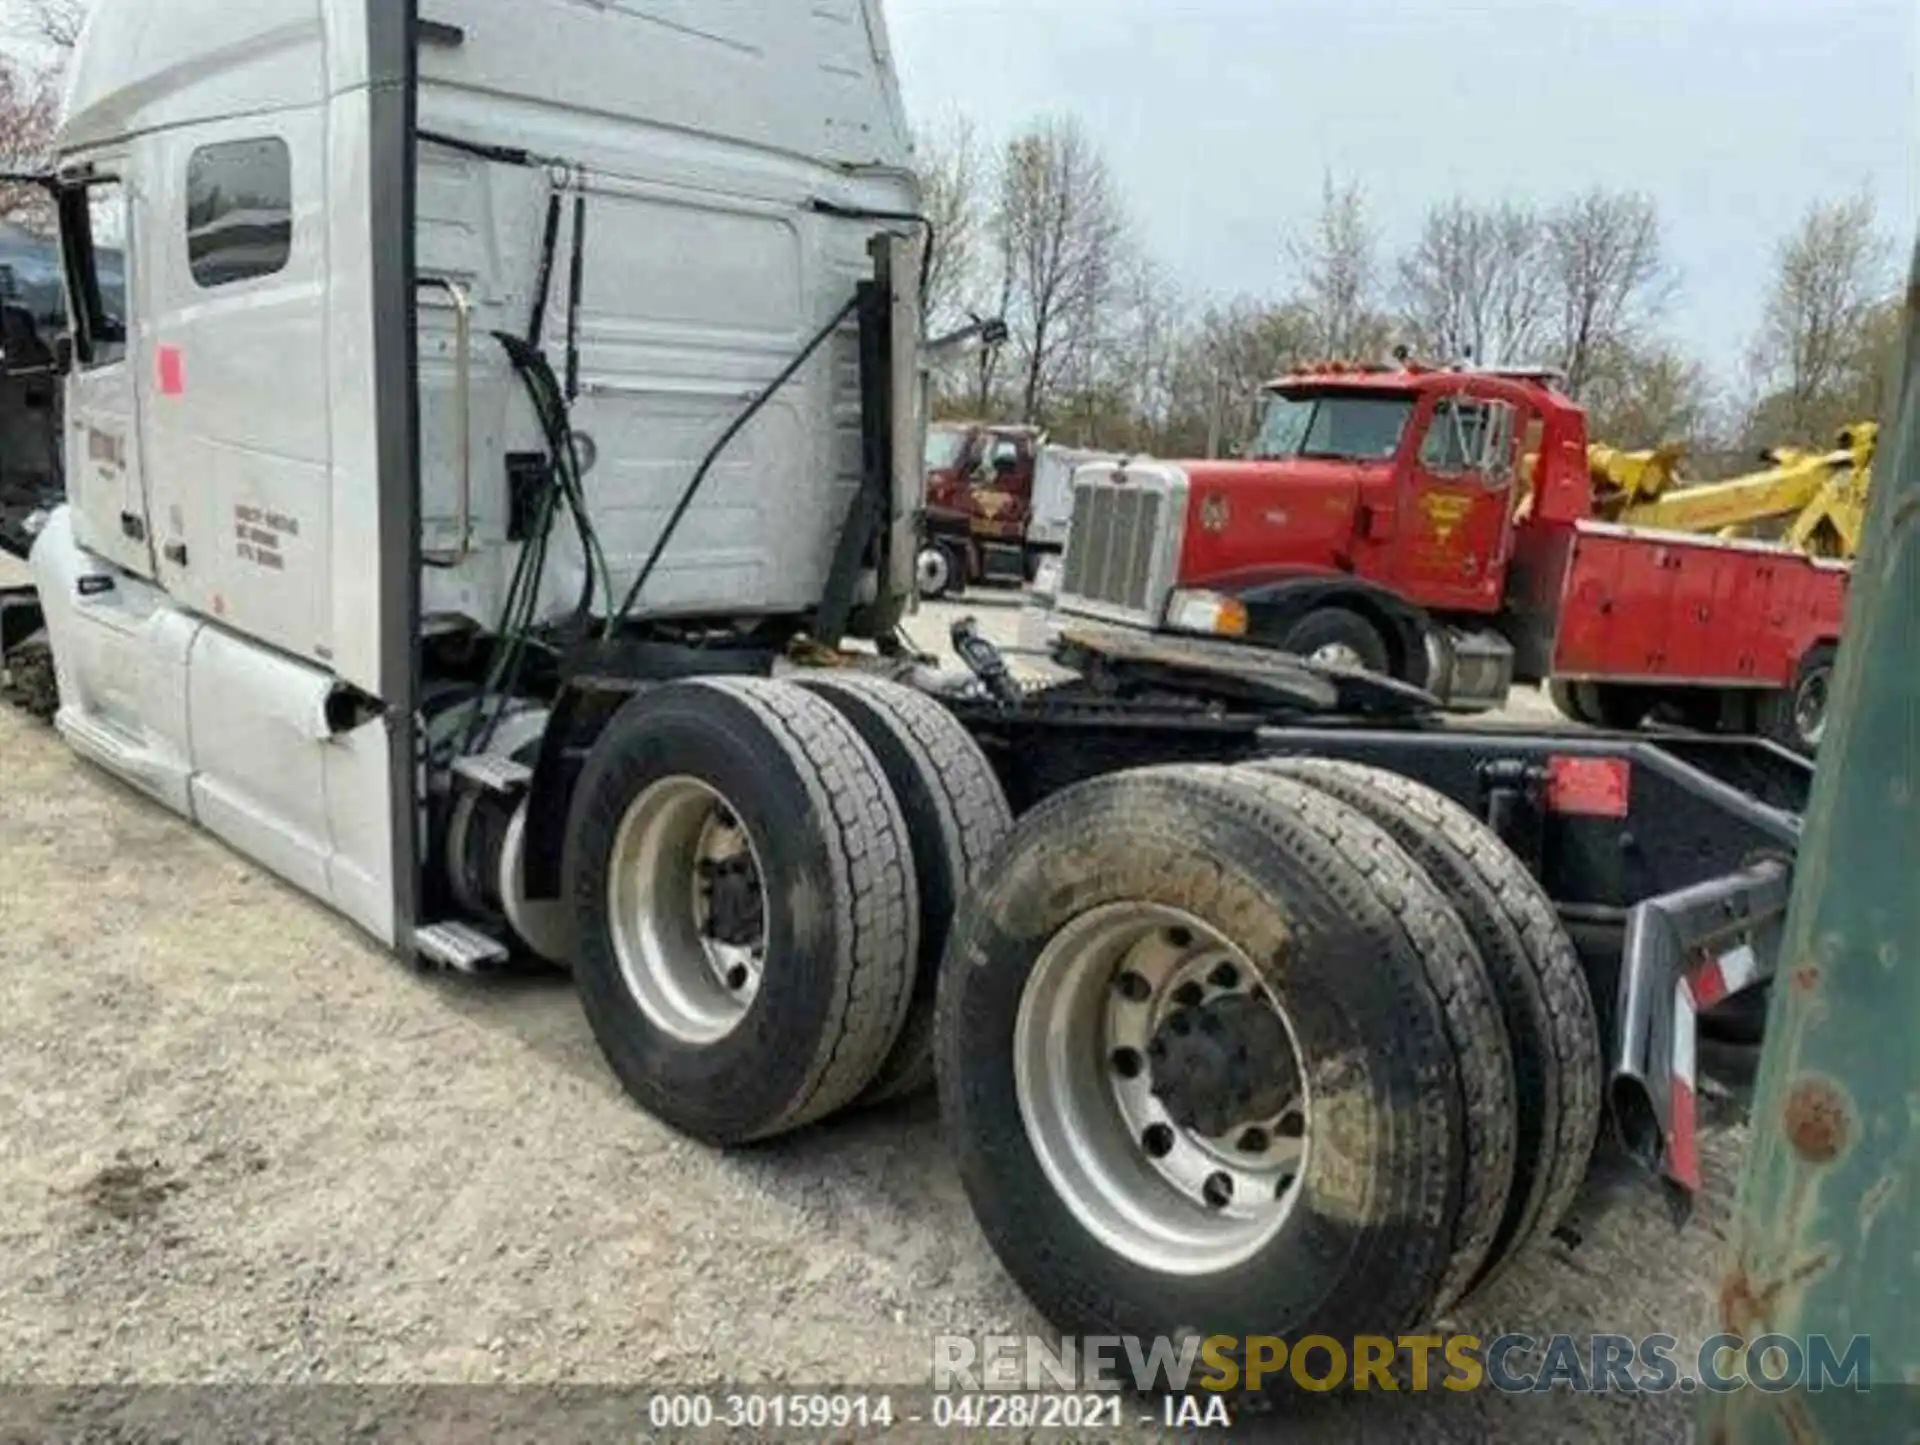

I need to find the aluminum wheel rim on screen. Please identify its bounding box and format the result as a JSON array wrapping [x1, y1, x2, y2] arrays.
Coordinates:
[[1793, 667, 1830, 748], [607, 776, 767, 1045], [1310, 641, 1367, 671], [1013, 902, 1310, 1276], [917, 546, 952, 596]]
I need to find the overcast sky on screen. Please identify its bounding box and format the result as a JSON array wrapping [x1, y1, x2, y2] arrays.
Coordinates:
[[886, 0, 1917, 383]]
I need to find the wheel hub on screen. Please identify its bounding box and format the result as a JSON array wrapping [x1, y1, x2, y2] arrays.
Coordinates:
[[608, 777, 769, 1044], [1148, 994, 1296, 1139], [1012, 902, 1312, 1276], [1310, 642, 1367, 671], [699, 853, 765, 950], [917, 546, 951, 595], [1794, 669, 1830, 748]]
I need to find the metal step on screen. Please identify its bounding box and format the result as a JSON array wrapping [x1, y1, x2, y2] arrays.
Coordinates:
[[414, 921, 511, 973], [452, 752, 533, 795]]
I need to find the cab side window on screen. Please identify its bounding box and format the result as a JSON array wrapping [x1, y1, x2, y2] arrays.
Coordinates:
[[59, 179, 128, 370], [980, 437, 1021, 483], [1421, 397, 1516, 484], [1420, 399, 1492, 474], [187, 138, 293, 289]]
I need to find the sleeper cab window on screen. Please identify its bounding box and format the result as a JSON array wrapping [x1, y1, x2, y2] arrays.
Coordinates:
[[187, 138, 293, 289]]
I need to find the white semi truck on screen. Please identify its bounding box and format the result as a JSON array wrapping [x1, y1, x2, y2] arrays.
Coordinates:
[[0, 0, 1810, 1396]]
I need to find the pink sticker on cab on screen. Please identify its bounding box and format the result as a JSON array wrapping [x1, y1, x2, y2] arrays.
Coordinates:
[[157, 346, 185, 396]]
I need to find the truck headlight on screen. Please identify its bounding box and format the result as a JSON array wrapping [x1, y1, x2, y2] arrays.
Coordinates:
[[1166, 589, 1249, 639], [1031, 554, 1063, 601]]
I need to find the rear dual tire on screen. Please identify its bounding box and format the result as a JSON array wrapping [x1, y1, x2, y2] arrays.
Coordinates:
[[1249, 758, 1602, 1292], [565, 674, 1009, 1144], [565, 677, 917, 1144], [794, 672, 1013, 1102], [937, 760, 1601, 1373]]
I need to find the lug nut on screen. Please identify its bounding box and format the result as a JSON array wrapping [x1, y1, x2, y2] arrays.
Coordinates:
[[1173, 981, 1205, 1009], [1143, 1124, 1175, 1159], [1208, 962, 1241, 991], [1115, 971, 1151, 1003], [1111, 1048, 1144, 1080], [1202, 1173, 1234, 1210]]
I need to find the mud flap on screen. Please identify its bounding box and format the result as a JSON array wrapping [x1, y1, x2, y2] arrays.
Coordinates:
[[1609, 859, 1792, 1216]]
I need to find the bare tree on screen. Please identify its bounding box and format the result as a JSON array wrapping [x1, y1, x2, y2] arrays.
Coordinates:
[[0, 57, 58, 232], [1053, 252, 1182, 450], [1160, 297, 1317, 456], [993, 116, 1128, 425], [1285, 172, 1390, 359], [1542, 189, 1671, 398], [1745, 193, 1895, 444], [16, 0, 86, 50], [965, 215, 1016, 418], [1581, 339, 1716, 450], [1120, 256, 1183, 444], [0, 0, 79, 234], [4, 0, 85, 64], [916, 115, 985, 335], [1397, 198, 1551, 366]]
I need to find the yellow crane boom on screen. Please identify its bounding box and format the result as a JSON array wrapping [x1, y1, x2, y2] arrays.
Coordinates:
[[1588, 423, 1876, 560]]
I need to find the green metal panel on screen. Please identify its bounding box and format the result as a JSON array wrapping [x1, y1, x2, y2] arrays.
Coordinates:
[[1704, 246, 1920, 1440]]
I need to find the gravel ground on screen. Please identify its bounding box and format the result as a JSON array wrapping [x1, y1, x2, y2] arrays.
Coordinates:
[[0, 565, 1750, 1438]]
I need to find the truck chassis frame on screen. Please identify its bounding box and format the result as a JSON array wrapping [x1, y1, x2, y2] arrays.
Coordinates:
[[476, 617, 1808, 1213]]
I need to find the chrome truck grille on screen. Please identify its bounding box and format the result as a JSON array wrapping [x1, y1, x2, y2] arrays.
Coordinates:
[[1055, 462, 1189, 628]]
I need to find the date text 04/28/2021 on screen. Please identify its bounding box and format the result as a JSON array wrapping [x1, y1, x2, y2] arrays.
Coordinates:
[[641, 1391, 1218, 1432]]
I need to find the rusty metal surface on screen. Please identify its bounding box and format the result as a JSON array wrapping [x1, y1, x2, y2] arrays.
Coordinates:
[[1702, 248, 1920, 1440]]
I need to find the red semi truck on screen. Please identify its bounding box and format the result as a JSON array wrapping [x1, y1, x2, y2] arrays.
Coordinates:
[[1031, 363, 1849, 754]]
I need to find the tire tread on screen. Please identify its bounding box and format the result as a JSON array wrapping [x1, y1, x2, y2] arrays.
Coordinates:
[[1226, 764, 1517, 1313], [940, 763, 1473, 1346], [701, 678, 918, 1132], [793, 671, 1012, 1100], [1248, 757, 1601, 1288]]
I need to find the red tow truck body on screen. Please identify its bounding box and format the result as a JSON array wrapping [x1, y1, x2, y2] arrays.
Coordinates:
[[1042, 365, 1849, 750], [922, 421, 1044, 588]]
